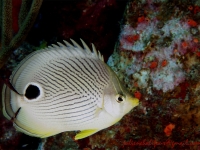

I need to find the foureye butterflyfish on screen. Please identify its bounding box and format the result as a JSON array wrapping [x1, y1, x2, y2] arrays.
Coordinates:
[[2, 39, 139, 139]]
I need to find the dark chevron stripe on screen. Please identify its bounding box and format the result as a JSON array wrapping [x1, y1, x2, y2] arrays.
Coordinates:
[[34, 101, 95, 115], [35, 104, 95, 116], [35, 94, 81, 107], [59, 58, 96, 83], [46, 109, 95, 120], [33, 96, 92, 111]]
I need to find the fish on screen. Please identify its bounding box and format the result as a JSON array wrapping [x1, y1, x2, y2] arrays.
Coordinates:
[[2, 39, 139, 139]]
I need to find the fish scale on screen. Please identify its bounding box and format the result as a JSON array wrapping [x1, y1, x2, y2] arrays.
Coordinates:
[[2, 39, 139, 139]]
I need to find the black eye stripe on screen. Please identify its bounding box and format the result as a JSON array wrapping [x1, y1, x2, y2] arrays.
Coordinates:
[[116, 94, 124, 103], [118, 97, 123, 102]]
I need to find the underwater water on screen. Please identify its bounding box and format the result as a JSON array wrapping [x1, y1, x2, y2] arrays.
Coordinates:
[[1, 0, 200, 149]]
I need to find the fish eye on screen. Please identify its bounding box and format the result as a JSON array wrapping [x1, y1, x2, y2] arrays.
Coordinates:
[[25, 84, 40, 100], [116, 94, 125, 103]]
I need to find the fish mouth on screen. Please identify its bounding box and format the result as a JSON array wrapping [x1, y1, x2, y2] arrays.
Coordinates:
[[125, 96, 139, 113], [129, 97, 139, 108], [122, 96, 139, 115]]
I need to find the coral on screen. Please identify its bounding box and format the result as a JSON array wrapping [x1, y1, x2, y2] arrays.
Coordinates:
[[0, 113, 22, 150], [0, 0, 43, 68], [164, 123, 175, 137], [5, 42, 37, 70], [108, 2, 198, 93], [132, 69, 150, 88], [107, 0, 200, 149]]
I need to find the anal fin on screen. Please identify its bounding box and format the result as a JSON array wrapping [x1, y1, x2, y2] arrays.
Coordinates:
[[75, 129, 99, 140]]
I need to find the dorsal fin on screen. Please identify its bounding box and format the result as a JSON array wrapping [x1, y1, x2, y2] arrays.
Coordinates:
[[79, 38, 104, 61], [70, 39, 83, 50], [63, 40, 73, 47], [51, 44, 60, 49], [80, 39, 91, 53], [60, 38, 104, 62], [9, 39, 105, 93], [57, 42, 65, 47], [92, 43, 98, 56]]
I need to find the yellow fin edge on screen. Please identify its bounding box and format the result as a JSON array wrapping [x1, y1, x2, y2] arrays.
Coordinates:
[[75, 129, 99, 140]]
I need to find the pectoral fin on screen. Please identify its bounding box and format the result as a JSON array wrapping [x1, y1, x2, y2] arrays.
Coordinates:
[[75, 129, 99, 140]]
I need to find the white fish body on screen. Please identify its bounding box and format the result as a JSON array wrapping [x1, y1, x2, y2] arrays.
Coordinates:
[[2, 39, 139, 139]]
